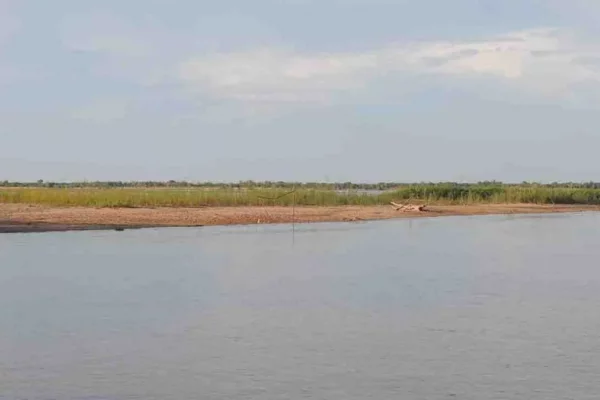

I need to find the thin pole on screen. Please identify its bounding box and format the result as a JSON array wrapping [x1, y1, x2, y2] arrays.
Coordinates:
[[292, 185, 296, 245]]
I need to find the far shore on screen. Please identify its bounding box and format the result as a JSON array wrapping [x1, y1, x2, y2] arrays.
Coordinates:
[[1, 203, 599, 233]]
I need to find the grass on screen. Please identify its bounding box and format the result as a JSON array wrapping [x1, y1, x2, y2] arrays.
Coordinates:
[[2, 184, 600, 207]]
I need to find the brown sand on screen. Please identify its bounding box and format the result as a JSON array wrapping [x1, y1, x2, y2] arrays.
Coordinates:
[[1, 203, 599, 233]]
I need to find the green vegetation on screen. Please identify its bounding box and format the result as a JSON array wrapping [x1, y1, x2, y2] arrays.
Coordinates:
[[2, 182, 600, 207]]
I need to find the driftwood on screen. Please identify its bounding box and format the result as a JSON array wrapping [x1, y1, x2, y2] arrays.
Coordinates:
[[390, 202, 427, 212]]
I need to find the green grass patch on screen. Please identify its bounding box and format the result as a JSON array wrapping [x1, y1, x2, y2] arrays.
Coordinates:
[[2, 184, 600, 208]]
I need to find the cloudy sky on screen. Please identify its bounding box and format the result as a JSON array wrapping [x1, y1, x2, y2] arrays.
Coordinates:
[[2, 0, 600, 182]]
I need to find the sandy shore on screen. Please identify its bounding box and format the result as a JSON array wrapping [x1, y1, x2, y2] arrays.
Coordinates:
[[1, 203, 599, 233]]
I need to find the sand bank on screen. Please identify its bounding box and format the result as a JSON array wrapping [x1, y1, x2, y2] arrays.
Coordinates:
[[1, 203, 598, 233]]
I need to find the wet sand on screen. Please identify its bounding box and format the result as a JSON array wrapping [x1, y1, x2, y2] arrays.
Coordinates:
[[1, 203, 599, 233]]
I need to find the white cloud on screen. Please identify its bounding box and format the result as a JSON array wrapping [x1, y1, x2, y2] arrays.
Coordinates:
[[57, 15, 600, 108], [178, 48, 378, 104], [177, 28, 600, 103]]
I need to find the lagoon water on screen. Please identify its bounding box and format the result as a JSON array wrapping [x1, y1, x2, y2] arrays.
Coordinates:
[[2, 213, 600, 399]]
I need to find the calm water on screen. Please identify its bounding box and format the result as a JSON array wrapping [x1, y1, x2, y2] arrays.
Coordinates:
[[2, 213, 600, 399]]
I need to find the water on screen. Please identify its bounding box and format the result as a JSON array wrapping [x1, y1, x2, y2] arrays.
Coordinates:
[[2, 212, 600, 399]]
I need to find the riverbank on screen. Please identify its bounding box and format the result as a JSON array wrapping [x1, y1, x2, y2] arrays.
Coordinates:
[[1, 203, 599, 233]]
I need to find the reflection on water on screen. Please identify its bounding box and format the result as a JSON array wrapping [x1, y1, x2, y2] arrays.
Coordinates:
[[2, 212, 600, 399]]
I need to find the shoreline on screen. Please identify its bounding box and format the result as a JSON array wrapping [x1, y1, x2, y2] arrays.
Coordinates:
[[1, 203, 599, 233]]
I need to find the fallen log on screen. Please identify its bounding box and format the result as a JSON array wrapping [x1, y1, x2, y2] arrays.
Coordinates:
[[390, 202, 427, 212]]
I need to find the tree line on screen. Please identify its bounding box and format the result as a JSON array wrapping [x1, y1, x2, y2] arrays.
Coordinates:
[[2, 180, 600, 190]]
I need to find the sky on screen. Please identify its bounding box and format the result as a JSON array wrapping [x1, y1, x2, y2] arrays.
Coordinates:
[[2, 0, 600, 183]]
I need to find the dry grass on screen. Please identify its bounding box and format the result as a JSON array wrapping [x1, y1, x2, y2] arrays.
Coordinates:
[[2, 185, 600, 208]]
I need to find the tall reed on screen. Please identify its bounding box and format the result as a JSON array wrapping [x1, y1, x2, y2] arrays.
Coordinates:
[[2, 185, 600, 207]]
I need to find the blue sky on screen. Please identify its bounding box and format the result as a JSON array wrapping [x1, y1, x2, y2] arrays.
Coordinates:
[[2, 0, 600, 182]]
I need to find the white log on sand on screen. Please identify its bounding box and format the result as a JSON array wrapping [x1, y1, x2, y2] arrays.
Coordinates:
[[390, 202, 427, 212]]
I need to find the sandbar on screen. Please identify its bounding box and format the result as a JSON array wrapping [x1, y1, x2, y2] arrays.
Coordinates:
[[1, 203, 599, 233]]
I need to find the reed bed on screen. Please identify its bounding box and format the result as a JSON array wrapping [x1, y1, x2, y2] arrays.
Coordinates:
[[2, 185, 600, 208]]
